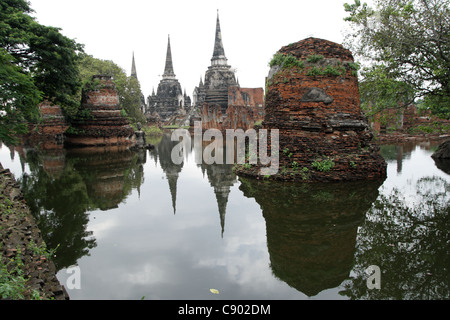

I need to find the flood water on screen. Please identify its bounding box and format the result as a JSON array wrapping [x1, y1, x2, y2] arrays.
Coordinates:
[[0, 135, 448, 300]]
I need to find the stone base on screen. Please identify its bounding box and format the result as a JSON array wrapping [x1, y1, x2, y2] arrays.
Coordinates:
[[64, 134, 136, 147]]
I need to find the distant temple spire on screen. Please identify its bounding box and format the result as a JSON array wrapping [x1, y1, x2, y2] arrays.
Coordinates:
[[131, 51, 138, 79], [211, 10, 228, 67], [163, 35, 176, 80]]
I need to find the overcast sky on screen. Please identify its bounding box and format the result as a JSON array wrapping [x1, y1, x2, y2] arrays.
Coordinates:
[[28, 0, 358, 98]]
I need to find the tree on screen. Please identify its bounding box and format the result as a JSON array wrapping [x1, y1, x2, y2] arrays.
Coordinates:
[[76, 54, 146, 125], [343, 0, 450, 118], [121, 76, 147, 125], [0, 48, 41, 142], [0, 0, 83, 143]]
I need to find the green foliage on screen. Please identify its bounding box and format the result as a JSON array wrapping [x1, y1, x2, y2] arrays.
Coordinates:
[[269, 53, 286, 67], [76, 54, 146, 125], [0, 247, 42, 300], [422, 95, 450, 120], [0, 0, 83, 143], [311, 157, 335, 172], [0, 49, 41, 143], [141, 125, 163, 136], [28, 240, 58, 261], [306, 64, 346, 77], [306, 54, 325, 63], [283, 147, 293, 158], [306, 66, 323, 77], [359, 65, 415, 117], [346, 62, 361, 76], [343, 0, 450, 118], [323, 65, 346, 76], [269, 53, 304, 70], [300, 167, 310, 180], [408, 122, 450, 135]]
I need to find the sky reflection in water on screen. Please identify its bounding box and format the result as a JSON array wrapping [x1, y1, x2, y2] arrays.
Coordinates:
[[0, 138, 448, 300]]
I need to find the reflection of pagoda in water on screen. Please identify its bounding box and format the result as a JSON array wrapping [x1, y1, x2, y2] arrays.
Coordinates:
[[68, 146, 145, 210], [195, 140, 237, 236], [239, 178, 384, 297], [199, 163, 237, 236], [148, 134, 188, 214]]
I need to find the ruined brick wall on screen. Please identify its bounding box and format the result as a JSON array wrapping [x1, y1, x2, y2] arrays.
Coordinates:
[[226, 87, 265, 130], [228, 87, 264, 109], [196, 87, 265, 131], [372, 104, 450, 134], [199, 103, 225, 131], [65, 75, 136, 147], [23, 101, 68, 149], [237, 37, 386, 181]]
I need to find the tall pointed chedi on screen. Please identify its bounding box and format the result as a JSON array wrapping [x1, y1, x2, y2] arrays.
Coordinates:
[[163, 35, 176, 79], [130, 52, 146, 112], [147, 35, 191, 121], [131, 51, 138, 79], [194, 11, 237, 113], [211, 11, 228, 67]]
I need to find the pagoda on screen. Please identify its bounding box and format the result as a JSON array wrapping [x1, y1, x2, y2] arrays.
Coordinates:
[[193, 11, 238, 113], [147, 36, 191, 122]]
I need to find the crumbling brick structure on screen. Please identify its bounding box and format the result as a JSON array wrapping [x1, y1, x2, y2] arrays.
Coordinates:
[[194, 87, 265, 132], [237, 37, 387, 181], [65, 75, 136, 147], [22, 101, 68, 150]]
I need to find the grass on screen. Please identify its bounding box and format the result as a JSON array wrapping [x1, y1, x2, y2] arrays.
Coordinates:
[[142, 125, 163, 136]]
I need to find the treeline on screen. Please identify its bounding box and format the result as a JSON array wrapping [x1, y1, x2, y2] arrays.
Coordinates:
[[0, 0, 145, 144], [344, 0, 449, 120], [2, 0, 449, 144]]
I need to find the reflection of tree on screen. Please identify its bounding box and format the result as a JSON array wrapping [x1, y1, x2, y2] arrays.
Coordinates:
[[17, 146, 147, 271], [340, 176, 449, 300], [19, 149, 96, 270], [239, 178, 383, 297]]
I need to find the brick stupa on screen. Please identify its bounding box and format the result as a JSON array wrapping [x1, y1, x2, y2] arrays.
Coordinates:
[[237, 37, 387, 181], [65, 75, 136, 147]]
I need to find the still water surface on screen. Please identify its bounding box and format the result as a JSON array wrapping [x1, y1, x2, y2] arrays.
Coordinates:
[[0, 136, 448, 300]]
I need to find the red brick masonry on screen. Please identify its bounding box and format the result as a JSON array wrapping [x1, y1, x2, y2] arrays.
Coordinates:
[[237, 37, 387, 181]]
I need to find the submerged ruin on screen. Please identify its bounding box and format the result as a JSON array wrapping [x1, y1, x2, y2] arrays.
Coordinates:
[[236, 37, 387, 182]]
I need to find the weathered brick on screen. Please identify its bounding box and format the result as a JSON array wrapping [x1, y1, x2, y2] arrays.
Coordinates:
[[65, 75, 136, 147], [237, 37, 387, 182]]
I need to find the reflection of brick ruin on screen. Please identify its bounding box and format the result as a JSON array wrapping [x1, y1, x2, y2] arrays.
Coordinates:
[[239, 178, 383, 297]]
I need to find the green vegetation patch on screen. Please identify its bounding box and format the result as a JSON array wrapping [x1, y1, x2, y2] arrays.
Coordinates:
[[311, 157, 335, 172], [269, 53, 304, 70]]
